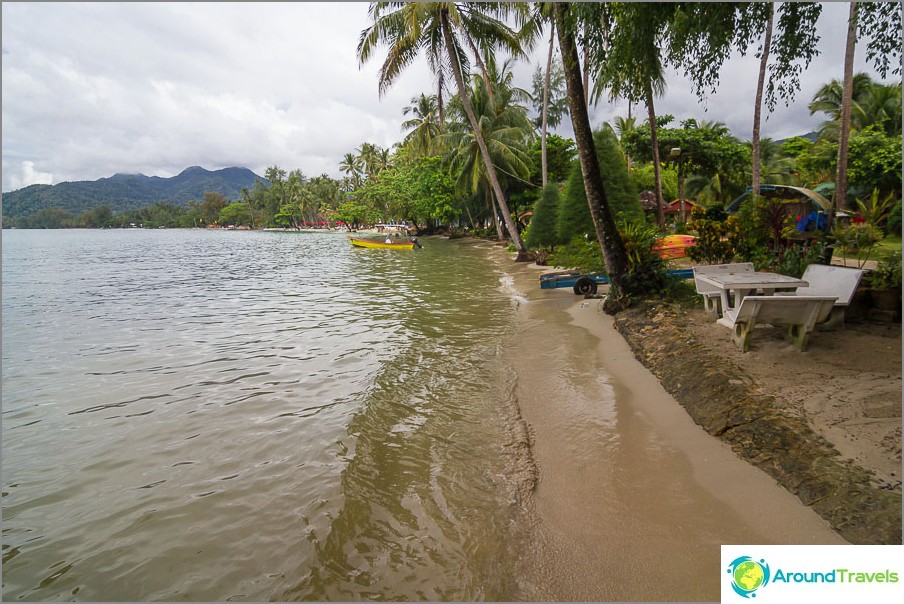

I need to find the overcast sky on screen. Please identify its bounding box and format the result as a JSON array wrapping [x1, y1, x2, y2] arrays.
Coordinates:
[[0, 2, 891, 193]]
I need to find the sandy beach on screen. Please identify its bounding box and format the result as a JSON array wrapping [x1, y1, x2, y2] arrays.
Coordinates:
[[498, 258, 855, 601]]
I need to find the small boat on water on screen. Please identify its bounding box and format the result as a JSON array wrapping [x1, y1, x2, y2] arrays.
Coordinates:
[[348, 236, 422, 250]]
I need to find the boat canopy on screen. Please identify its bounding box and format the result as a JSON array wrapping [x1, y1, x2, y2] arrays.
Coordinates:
[[726, 185, 832, 214]]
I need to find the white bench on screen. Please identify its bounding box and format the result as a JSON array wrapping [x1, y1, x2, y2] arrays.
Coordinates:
[[776, 264, 865, 329], [716, 295, 838, 352], [693, 263, 755, 313]]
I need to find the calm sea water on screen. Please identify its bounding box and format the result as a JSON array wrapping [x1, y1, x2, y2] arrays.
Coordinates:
[[1, 229, 532, 601]]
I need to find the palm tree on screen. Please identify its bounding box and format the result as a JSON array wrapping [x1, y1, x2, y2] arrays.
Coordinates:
[[751, 3, 774, 199], [808, 73, 875, 139], [589, 2, 674, 231], [835, 1, 859, 213], [553, 3, 630, 299], [443, 58, 534, 240], [401, 93, 444, 156], [357, 2, 530, 257], [339, 152, 363, 188]]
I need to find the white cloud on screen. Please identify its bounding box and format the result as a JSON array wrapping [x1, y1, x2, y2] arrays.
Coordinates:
[[0, 2, 893, 193]]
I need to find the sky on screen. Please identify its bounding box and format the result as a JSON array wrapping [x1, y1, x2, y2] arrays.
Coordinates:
[[0, 2, 892, 193]]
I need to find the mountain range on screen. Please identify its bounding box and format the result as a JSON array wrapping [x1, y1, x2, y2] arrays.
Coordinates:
[[1, 166, 265, 218]]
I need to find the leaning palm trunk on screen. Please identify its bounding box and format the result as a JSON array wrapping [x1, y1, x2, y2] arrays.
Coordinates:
[[752, 4, 774, 199], [835, 1, 858, 217], [488, 188, 504, 240], [440, 9, 526, 256], [554, 3, 630, 296], [646, 80, 666, 231]]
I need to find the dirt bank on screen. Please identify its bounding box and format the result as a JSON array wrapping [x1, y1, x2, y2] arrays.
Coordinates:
[[611, 298, 902, 544]]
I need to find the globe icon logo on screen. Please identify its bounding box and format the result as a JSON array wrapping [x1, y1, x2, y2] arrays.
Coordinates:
[[727, 556, 771, 598]]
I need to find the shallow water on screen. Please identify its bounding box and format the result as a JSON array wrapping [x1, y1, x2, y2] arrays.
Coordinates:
[[2, 230, 530, 601]]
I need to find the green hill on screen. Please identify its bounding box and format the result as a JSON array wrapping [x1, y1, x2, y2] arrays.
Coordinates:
[[1, 166, 265, 218]]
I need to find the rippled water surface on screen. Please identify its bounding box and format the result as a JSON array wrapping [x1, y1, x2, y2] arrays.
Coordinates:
[[2, 229, 528, 601]]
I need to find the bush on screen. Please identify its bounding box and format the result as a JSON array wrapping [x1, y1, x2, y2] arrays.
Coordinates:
[[547, 235, 606, 273], [618, 220, 669, 296], [887, 200, 902, 236], [557, 127, 643, 243], [525, 184, 561, 250]]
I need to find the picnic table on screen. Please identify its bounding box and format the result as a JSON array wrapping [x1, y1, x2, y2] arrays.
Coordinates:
[[694, 271, 809, 316]]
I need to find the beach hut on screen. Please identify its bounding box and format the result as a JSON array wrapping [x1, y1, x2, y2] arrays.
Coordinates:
[[726, 185, 833, 233]]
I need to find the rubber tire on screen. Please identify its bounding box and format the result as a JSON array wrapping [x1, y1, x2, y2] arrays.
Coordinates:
[[573, 277, 597, 295]]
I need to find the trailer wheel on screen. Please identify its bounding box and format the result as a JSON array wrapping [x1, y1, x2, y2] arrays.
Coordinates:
[[573, 277, 597, 295]]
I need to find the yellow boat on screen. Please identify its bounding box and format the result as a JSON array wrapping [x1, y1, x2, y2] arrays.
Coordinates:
[[348, 236, 419, 250]]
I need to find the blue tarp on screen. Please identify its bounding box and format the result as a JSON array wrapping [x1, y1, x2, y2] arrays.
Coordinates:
[[796, 211, 828, 232]]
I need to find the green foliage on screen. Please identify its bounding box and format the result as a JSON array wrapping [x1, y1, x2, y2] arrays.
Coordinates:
[[354, 155, 456, 229], [622, 117, 750, 204], [526, 134, 577, 185], [855, 188, 897, 232], [770, 243, 827, 278], [834, 223, 885, 268], [557, 128, 642, 242], [219, 202, 253, 227], [547, 235, 606, 274], [887, 201, 902, 236], [525, 184, 561, 250], [618, 219, 669, 295], [632, 164, 678, 201], [847, 128, 903, 196], [865, 251, 902, 289], [687, 210, 741, 264]]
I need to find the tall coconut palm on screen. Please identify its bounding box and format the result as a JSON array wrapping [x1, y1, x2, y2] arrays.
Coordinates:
[[553, 2, 630, 299], [401, 93, 444, 156], [808, 72, 875, 139], [357, 2, 530, 257], [834, 1, 858, 214], [443, 58, 534, 239], [339, 152, 363, 188], [751, 3, 774, 199]]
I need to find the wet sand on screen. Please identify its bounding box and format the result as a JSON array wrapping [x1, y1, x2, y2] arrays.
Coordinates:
[[503, 261, 846, 602]]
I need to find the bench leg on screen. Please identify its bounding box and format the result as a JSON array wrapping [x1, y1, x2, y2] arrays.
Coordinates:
[[815, 307, 845, 331], [731, 322, 753, 352], [787, 324, 811, 352], [703, 295, 721, 314]]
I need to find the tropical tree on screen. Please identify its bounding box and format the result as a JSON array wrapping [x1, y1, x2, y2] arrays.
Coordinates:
[[339, 152, 363, 188], [401, 93, 444, 156], [442, 57, 534, 240], [587, 2, 676, 231], [833, 1, 901, 216], [553, 2, 630, 302], [667, 3, 823, 201], [357, 1, 530, 257]]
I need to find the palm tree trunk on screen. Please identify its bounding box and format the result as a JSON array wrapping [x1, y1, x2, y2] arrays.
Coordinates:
[[645, 80, 665, 231], [752, 4, 774, 199], [489, 188, 504, 240], [541, 21, 555, 187], [835, 1, 858, 217], [554, 3, 630, 293], [440, 9, 526, 256], [582, 39, 590, 107], [465, 32, 495, 108]]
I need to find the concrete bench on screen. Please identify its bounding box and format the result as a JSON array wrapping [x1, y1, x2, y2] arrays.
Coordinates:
[[716, 295, 838, 352], [692, 262, 755, 313], [776, 264, 865, 329]]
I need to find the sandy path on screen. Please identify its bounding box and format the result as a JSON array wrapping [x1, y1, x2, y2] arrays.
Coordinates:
[[503, 262, 846, 602]]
